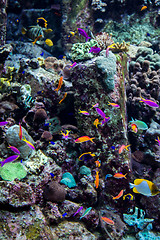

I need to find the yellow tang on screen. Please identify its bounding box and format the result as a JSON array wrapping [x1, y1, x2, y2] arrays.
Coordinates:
[[130, 179, 160, 196], [45, 39, 53, 47]]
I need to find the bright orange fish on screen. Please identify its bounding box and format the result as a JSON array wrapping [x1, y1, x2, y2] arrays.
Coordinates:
[[112, 189, 124, 200], [113, 173, 127, 179], [94, 171, 99, 189], [131, 123, 138, 133], [95, 159, 101, 167], [54, 76, 63, 92], [101, 217, 115, 225], [93, 119, 100, 128], [59, 93, 67, 104], [75, 136, 95, 143], [118, 144, 130, 154], [141, 6, 147, 11], [19, 122, 22, 140]]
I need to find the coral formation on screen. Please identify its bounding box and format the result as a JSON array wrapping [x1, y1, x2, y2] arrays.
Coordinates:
[[43, 181, 67, 202], [95, 32, 114, 50], [60, 172, 77, 188], [110, 41, 130, 53], [0, 162, 27, 181]]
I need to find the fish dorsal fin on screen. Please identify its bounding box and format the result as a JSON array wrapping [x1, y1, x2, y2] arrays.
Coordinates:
[[133, 187, 140, 194], [134, 179, 145, 185]]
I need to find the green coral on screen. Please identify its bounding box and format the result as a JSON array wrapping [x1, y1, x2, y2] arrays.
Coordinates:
[[80, 165, 91, 176], [71, 39, 99, 61], [60, 172, 76, 188], [0, 162, 27, 181]]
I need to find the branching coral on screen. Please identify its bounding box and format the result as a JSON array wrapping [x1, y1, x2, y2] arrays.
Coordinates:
[[95, 32, 114, 50], [110, 41, 130, 53]]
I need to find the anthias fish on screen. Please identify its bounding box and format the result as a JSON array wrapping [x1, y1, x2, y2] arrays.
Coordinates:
[[0, 121, 8, 127], [155, 136, 160, 146], [113, 173, 127, 179], [101, 217, 115, 225], [61, 130, 70, 140], [78, 110, 90, 116], [73, 206, 83, 216], [119, 144, 130, 154], [75, 136, 95, 143], [89, 46, 101, 54], [95, 108, 106, 119], [59, 93, 67, 104], [130, 179, 160, 196], [140, 97, 159, 108], [93, 119, 100, 128], [19, 122, 22, 140], [8, 145, 20, 155], [94, 171, 99, 189], [108, 102, 120, 108], [112, 189, 124, 200], [77, 28, 91, 42], [80, 207, 92, 219], [22, 137, 35, 150], [54, 76, 63, 92], [0, 155, 20, 167]]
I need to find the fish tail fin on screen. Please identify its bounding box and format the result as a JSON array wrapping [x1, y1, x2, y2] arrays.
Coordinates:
[[86, 37, 91, 42], [108, 101, 111, 105], [0, 162, 4, 167], [125, 144, 131, 151], [129, 183, 134, 189], [90, 138, 95, 143], [124, 173, 127, 179]]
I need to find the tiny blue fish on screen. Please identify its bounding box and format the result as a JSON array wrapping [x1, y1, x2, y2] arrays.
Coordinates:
[[111, 146, 115, 150], [146, 32, 150, 36], [61, 213, 67, 218], [22, 71, 25, 74], [37, 90, 44, 94], [58, 55, 65, 59], [49, 141, 55, 145], [40, 52, 44, 56], [105, 174, 113, 180], [50, 173, 55, 177], [44, 122, 51, 126], [20, 159, 23, 163]]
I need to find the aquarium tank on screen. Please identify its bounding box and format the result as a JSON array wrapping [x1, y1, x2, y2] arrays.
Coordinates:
[[0, 0, 160, 239]]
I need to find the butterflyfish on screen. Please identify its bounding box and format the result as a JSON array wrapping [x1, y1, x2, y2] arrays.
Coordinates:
[[130, 179, 160, 196]]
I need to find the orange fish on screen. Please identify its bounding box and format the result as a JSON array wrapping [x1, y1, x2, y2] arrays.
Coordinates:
[[131, 123, 137, 133], [75, 136, 95, 143], [54, 76, 63, 92], [32, 34, 42, 45], [19, 122, 22, 140], [95, 159, 101, 167], [59, 93, 67, 104], [141, 6, 147, 11], [94, 171, 99, 189], [93, 119, 100, 128], [101, 217, 115, 225], [118, 144, 130, 154], [113, 173, 127, 179], [112, 189, 124, 200]]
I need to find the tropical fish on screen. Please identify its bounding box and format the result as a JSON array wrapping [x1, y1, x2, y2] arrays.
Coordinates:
[[40, 52, 44, 56], [94, 171, 99, 189], [139, 97, 159, 108], [131, 123, 138, 133], [113, 173, 127, 179], [54, 76, 63, 92], [44, 122, 51, 126], [155, 136, 160, 146], [32, 34, 43, 45], [21, 25, 44, 41], [89, 46, 101, 54], [91, 103, 99, 108], [70, 31, 76, 36], [95, 108, 106, 118], [141, 6, 147, 11], [19, 122, 22, 140], [0, 121, 8, 127], [101, 117, 110, 125], [112, 189, 124, 200], [108, 102, 120, 108], [59, 93, 67, 104], [45, 28, 53, 33], [61, 130, 70, 140], [75, 136, 95, 143], [77, 28, 91, 42], [61, 213, 67, 218], [49, 141, 55, 145], [37, 90, 44, 94], [80, 207, 92, 219], [69, 62, 77, 69], [50, 173, 55, 178], [130, 118, 148, 130], [37, 17, 48, 28], [95, 159, 101, 167], [73, 206, 83, 216], [111, 146, 115, 150], [79, 152, 95, 161], [105, 174, 113, 179], [123, 193, 133, 201], [8, 145, 20, 155], [78, 110, 90, 116], [45, 39, 53, 47], [93, 119, 100, 128], [130, 179, 160, 196], [22, 137, 35, 150], [101, 217, 115, 225], [118, 144, 131, 154], [0, 155, 20, 167]]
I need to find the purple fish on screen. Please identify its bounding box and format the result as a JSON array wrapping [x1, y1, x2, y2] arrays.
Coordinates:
[[73, 206, 83, 216], [77, 28, 91, 42], [8, 145, 20, 155], [140, 97, 159, 108], [101, 117, 110, 125], [89, 46, 101, 54], [0, 121, 8, 127], [95, 108, 106, 118], [0, 155, 20, 167]]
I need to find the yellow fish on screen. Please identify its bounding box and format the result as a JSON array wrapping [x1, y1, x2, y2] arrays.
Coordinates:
[[45, 39, 53, 47], [130, 179, 160, 196], [93, 119, 100, 128]]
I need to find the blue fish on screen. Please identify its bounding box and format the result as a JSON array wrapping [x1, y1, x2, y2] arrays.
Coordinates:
[[49, 141, 55, 145], [20, 159, 23, 163], [22, 71, 25, 74], [146, 32, 150, 36], [111, 146, 115, 150], [37, 90, 44, 94], [40, 52, 44, 56], [61, 213, 67, 218], [50, 173, 55, 177], [105, 174, 113, 180], [44, 122, 51, 126]]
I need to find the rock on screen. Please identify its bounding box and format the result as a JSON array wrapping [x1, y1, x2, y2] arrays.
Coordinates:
[[80, 165, 91, 176], [0, 44, 13, 63], [43, 202, 62, 223], [60, 172, 77, 188], [5, 124, 35, 159], [0, 162, 27, 181], [0, 181, 35, 207], [51, 221, 97, 240], [43, 181, 66, 203]]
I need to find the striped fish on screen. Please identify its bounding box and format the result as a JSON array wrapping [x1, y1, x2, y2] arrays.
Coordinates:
[[22, 26, 44, 41]]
